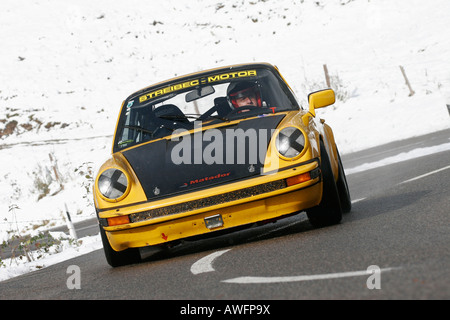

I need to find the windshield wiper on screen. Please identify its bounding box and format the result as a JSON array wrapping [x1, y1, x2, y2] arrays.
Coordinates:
[[199, 114, 230, 122], [123, 124, 175, 137], [223, 107, 273, 122], [123, 125, 154, 135], [157, 114, 198, 121], [189, 112, 230, 123], [160, 113, 230, 123]]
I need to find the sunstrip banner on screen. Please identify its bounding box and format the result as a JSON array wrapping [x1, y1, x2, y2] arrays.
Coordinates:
[[139, 70, 257, 103]]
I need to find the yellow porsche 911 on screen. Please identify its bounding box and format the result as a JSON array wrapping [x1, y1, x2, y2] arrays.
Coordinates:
[[93, 62, 351, 267]]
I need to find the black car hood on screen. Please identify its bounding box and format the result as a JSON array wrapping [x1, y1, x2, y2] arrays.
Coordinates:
[[122, 114, 285, 200]]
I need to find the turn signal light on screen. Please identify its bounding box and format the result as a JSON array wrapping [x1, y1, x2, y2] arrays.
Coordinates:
[[107, 215, 130, 226], [286, 172, 311, 187]]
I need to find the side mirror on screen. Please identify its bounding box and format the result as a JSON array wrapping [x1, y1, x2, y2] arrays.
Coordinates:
[[302, 89, 335, 125]]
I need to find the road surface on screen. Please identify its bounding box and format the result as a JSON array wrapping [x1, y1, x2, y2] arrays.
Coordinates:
[[1, 129, 449, 303]]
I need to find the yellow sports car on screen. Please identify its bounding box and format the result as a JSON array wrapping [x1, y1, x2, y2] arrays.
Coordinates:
[[93, 63, 351, 267]]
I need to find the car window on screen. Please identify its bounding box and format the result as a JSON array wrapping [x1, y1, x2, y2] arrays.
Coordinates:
[[114, 67, 300, 151]]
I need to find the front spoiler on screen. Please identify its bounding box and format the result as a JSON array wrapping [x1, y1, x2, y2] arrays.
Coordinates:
[[105, 182, 322, 251], [99, 159, 322, 251]]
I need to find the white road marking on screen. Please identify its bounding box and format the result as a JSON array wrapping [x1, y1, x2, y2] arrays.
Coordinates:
[[222, 267, 399, 284], [351, 198, 366, 204], [346, 142, 450, 175], [190, 249, 231, 275], [399, 165, 450, 184]]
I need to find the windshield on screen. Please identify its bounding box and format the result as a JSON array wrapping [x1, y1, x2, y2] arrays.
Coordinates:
[[114, 67, 300, 152]]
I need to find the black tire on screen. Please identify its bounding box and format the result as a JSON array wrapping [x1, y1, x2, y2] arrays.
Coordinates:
[[306, 141, 343, 227], [336, 148, 352, 213], [99, 225, 140, 267]]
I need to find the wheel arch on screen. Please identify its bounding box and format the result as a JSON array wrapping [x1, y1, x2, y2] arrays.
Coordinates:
[[319, 123, 339, 181]]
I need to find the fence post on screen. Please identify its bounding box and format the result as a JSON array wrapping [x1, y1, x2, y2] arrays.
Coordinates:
[[445, 90, 450, 117], [323, 64, 331, 88], [399, 65, 415, 96], [64, 203, 77, 240]]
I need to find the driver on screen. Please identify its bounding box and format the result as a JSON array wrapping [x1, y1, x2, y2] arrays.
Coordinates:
[[227, 81, 262, 109]]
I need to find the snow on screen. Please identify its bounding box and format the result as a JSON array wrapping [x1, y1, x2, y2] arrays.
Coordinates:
[[1, 0, 449, 282]]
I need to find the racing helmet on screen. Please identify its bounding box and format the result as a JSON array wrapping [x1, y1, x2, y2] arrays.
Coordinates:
[[227, 81, 262, 109]]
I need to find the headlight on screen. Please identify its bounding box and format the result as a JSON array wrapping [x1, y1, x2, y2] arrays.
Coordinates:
[[276, 127, 305, 159], [97, 168, 129, 201]]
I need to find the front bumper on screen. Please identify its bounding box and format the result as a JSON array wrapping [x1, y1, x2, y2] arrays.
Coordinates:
[[99, 159, 322, 251]]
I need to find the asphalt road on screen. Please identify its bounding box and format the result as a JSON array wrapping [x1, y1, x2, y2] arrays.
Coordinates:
[[1, 128, 449, 302]]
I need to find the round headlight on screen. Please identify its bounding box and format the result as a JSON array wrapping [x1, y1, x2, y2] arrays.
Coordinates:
[[276, 127, 305, 159], [98, 168, 129, 200]]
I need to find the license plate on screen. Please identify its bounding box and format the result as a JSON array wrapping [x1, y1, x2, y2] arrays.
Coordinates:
[[204, 214, 224, 229]]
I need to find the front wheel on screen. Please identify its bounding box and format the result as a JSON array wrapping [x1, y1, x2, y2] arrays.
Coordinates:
[[306, 141, 343, 227], [336, 147, 352, 213], [99, 225, 140, 267]]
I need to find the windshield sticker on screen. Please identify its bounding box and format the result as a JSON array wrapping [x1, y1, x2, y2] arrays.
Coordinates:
[[139, 69, 257, 103]]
